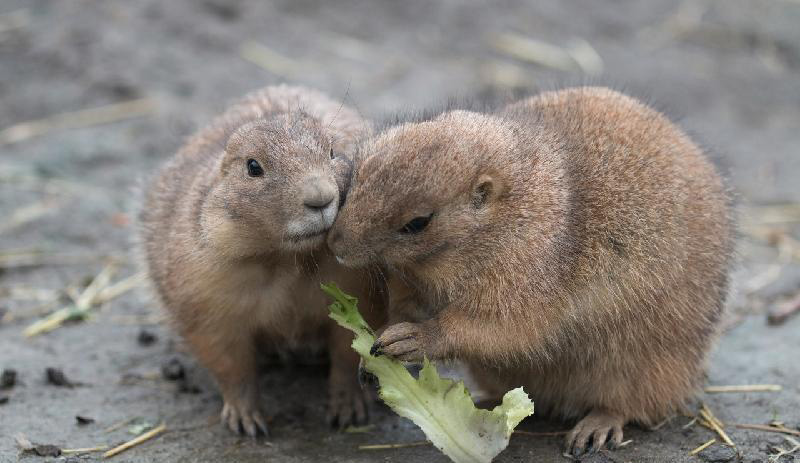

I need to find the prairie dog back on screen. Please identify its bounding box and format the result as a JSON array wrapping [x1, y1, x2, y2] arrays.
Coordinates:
[[328, 87, 733, 454]]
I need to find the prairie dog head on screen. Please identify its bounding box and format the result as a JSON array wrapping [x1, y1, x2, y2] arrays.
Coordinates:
[[201, 112, 351, 256], [328, 110, 523, 271]]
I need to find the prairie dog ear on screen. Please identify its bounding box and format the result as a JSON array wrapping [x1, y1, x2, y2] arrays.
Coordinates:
[[471, 173, 504, 208]]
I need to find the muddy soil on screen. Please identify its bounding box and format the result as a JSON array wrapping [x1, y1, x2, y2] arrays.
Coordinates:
[[1, 1, 799, 462]]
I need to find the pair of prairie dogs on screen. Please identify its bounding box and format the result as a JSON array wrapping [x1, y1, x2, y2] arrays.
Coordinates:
[[140, 84, 733, 455]]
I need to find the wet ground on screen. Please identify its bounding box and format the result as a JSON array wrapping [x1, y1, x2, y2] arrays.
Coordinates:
[[1, 1, 799, 462]]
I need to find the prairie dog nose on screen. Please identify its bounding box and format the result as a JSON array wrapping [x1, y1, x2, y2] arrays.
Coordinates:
[[301, 175, 336, 210]]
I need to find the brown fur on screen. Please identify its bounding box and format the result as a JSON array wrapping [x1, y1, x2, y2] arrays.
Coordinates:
[[139, 85, 384, 435], [328, 87, 734, 453]]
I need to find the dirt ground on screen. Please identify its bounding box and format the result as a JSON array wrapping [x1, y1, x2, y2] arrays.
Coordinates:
[[1, 1, 799, 462]]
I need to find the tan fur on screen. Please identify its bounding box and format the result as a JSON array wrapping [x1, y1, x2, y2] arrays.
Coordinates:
[[140, 85, 384, 435], [329, 87, 733, 452]]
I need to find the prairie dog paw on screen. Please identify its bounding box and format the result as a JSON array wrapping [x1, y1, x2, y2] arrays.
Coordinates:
[[220, 391, 268, 437], [565, 409, 624, 457], [370, 322, 427, 363], [327, 379, 369, 428]]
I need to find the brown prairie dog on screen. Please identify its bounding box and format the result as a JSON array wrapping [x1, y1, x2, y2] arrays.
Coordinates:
[[139, 85, 384, 436], [328, 87, 734, 455]]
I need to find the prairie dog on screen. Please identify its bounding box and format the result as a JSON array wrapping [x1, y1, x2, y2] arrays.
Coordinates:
[[328, 87, 733, 455], [140, 85, 383, 436]]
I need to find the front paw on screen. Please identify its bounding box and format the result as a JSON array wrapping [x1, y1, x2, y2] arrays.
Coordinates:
[[220, 388, 268, 437], [370, 322, 431, 363], [565, 409, 625, 457], [327, 378, 369, 428]]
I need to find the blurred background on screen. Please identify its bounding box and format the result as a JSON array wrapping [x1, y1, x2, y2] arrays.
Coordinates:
[[1, 1, 799, 462]]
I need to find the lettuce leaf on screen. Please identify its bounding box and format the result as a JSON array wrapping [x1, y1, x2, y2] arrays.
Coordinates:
[[322, 283, 534, 463]]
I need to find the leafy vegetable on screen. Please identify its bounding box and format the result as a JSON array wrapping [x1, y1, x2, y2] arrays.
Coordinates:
[[322, 283, 534, 463]]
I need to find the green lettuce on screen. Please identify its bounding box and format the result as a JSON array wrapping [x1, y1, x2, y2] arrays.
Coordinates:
[[322, 283, 534, 463]]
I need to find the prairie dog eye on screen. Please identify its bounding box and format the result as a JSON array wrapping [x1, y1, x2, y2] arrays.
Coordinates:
[[247, 159, 264, 177], [399, 214, 433, 234], [329, 148, 335, 160]]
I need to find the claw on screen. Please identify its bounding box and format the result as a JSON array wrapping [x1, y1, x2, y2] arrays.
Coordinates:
[[358, 364, 378, 388], [327, 382, 370, 429], [369, 341, 383, 356], [565, 409, 625, 456], [253, 411, 269, 437], [220, 394, 268, 437]]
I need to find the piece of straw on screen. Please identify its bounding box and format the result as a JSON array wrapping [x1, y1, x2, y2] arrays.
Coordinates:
[[103, 423, 165, 458], [734, 423, 800, 437], [24, 263, 116, 337], [94, 273, 146, 305], [768, 294, 800, 326], [689, 439, 716, 455], [62, 445, 109, 455], [358, 440, 430, 450], [0, 200, 58, 233], [0, 98, 157, 145], [705, 384, 782, 393], [0, 249, 95, 270], [698, 404, 735, 447], [103, 417, 139, 434], [769, 437, 800, 463], [491, 33, 577, 72], [240, 41, 304, 78]]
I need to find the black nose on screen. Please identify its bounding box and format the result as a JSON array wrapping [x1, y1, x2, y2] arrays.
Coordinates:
[[304, 197, 333, 210]]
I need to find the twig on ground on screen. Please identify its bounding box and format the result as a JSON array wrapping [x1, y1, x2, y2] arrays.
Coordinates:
[[769, 437, 800, 463], [491, 33, 571, 70], [743, 264, 783, 295], [240, 41, 304, 78], [0, 286, 60, 301], [683, 417, 698, 429], [24, 263, 117, 337], [734, 423, 800, 437], [344, 424, 375, 434], [768, 293, 800, 326], [649, 417, 673, 430], [689, 438, 716, 455], [0, 98, 157, 145], [62, 445, 109, 455], [698, 404, 735, 447], [0, 199, 59, 233], [705, 384, 782, 393], [14, 433, 33, 450], [103, 423, 166, 458], [103, 417, 139, 434], [745, 203, 800, 225], [358, 441, 430, 450], [94, 273, 146, 305], [0, 249, 96, 269]]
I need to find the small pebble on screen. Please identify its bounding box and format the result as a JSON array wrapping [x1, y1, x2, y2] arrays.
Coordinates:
[[0, 395, 8, 404], [76, 415, 95, 425], [161, 358, 185, 381], [178, 379, 201, 394], [137, 329, 157, 346], [33, 444, 61, 457], [699, 445, 740, 462], [45, 367, 74, 387], [0, 369, 16, 389]]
